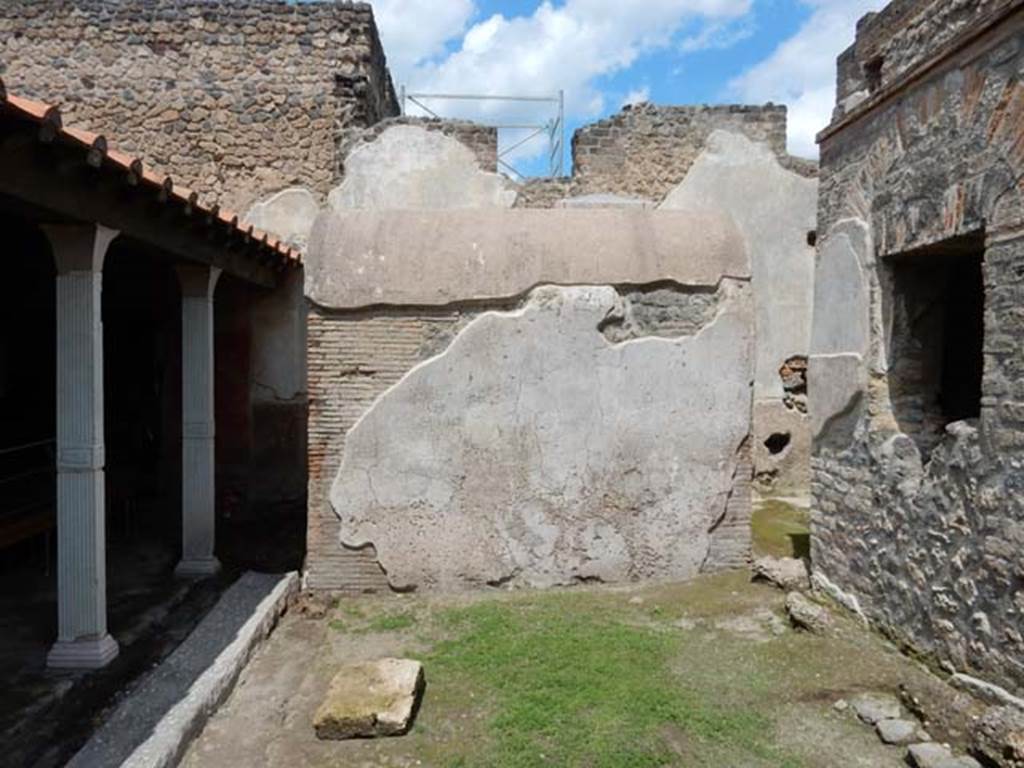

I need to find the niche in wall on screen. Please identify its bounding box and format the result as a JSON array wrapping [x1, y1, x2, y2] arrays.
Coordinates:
[[886, 232, 985, 458]]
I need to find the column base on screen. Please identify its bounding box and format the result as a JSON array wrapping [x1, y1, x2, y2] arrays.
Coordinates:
[[175, 557, 221, 578], [47, 634, 119, 669]]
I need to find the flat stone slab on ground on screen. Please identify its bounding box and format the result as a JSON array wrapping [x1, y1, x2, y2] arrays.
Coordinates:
[[876, 718, 919, 744], [852, 692, 903, 724], [314, 658, 424, 740], [908, 742, 954, 767]]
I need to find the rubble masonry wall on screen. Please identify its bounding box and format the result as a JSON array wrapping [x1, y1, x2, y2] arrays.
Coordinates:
[[811, 2, 1024, 693]]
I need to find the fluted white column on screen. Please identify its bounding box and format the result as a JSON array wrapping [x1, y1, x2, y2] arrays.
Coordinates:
[[45, 224, 120, 669], [175, 264, 222, 578]]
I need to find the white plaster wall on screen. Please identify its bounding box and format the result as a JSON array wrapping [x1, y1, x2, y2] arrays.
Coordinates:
[[330, 283, 754, 590], [306, 208, 747, 309], [809, 218, 874, 449], [660, 130, 818, 401], [660, 130, 818, 493], [328, 125, 517, 210], [251, 269, 307, 403], [309, 118, 761, 591], [243, 187, 320, 251]]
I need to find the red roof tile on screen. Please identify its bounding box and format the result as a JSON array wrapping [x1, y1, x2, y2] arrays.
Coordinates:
[[0, 78, 301, 269]]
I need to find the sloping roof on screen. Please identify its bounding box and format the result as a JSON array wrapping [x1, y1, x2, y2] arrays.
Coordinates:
[[0, 76, 301, 269]]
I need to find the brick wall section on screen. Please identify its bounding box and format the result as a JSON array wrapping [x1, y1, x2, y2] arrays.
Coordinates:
[[0, 0, 398, 214], [339, 116, 499, 176], [704, 439, 753, 572], [813, 7, 1024, 692], [306, 308, 478, 591]]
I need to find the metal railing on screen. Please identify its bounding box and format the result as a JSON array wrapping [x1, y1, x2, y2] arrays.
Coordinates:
[[400, 89, 565, 180]]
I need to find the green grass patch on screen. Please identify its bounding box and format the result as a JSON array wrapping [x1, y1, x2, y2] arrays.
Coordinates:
[[363, 611, 416, 632], [421, 594, 799, 767], [752, 501, 810, 558], [327, 619, 347, 632]]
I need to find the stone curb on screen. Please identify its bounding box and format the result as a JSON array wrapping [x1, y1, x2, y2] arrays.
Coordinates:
[[68, 571, 300, 768]]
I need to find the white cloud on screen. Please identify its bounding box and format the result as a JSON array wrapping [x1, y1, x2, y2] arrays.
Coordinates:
[[729, 0, 888, 158], [372, 0, 755, 174], [623, 86, 651, 107], [412, 1, 751, 117], [371, 0, 476, 80], [679, 15, 755, 53], [371, 0, 882, 169]]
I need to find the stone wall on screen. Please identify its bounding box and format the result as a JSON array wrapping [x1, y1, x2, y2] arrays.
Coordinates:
[[834, 0, 1018, 118], [0, 0, 398, 213], [811, 2, 1024, 693], [515, 104, 801, 208]]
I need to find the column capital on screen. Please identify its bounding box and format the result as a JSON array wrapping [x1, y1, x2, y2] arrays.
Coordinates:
[[176, 263, 222, 299], [43, 224, 119, 274]]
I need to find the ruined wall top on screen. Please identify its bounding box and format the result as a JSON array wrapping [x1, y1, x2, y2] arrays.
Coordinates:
[[832, 0, 1017, 123], [0, 0, 399, 212], [516, 102, 811, 207], [338, 116, 499, 177]]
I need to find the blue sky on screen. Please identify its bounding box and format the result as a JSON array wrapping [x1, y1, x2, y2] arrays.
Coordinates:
[[367, 0, 888, 175]]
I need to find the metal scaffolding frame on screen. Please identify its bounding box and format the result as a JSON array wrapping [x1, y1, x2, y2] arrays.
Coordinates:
[[400, 88, 565, 180]]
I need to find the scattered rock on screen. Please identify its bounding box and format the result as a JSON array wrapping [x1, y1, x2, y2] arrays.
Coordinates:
[[292, 591, 334, 620], [752, 556, 810, 591], [628, 596, 645, 606], [876, 718, 919, 745], [907, 742, 954, 768], [970, 705, 1024, 767], [785, 592, 831, 634], [673, 617, 700, 630], [851, 692, 902, 724], [951, 673, 1024, 711], [767, 613, 788, 637], [314, 658, 425, 740], [834, 699, 849, 712]]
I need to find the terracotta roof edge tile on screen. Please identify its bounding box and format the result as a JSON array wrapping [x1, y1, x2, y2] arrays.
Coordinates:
[[1, 78, 299, 268]]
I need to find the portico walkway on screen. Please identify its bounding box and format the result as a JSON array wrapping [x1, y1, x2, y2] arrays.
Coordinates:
[[0, 78, 301, 669]]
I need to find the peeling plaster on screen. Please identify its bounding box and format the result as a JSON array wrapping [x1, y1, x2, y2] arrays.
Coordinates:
[[329, 282, 754, 591]]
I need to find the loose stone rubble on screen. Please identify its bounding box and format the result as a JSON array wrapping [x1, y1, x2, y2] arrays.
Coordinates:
[[784, 592, 831, 634], [970, 706, 1024, 768], [751, 556, 810, 591]]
